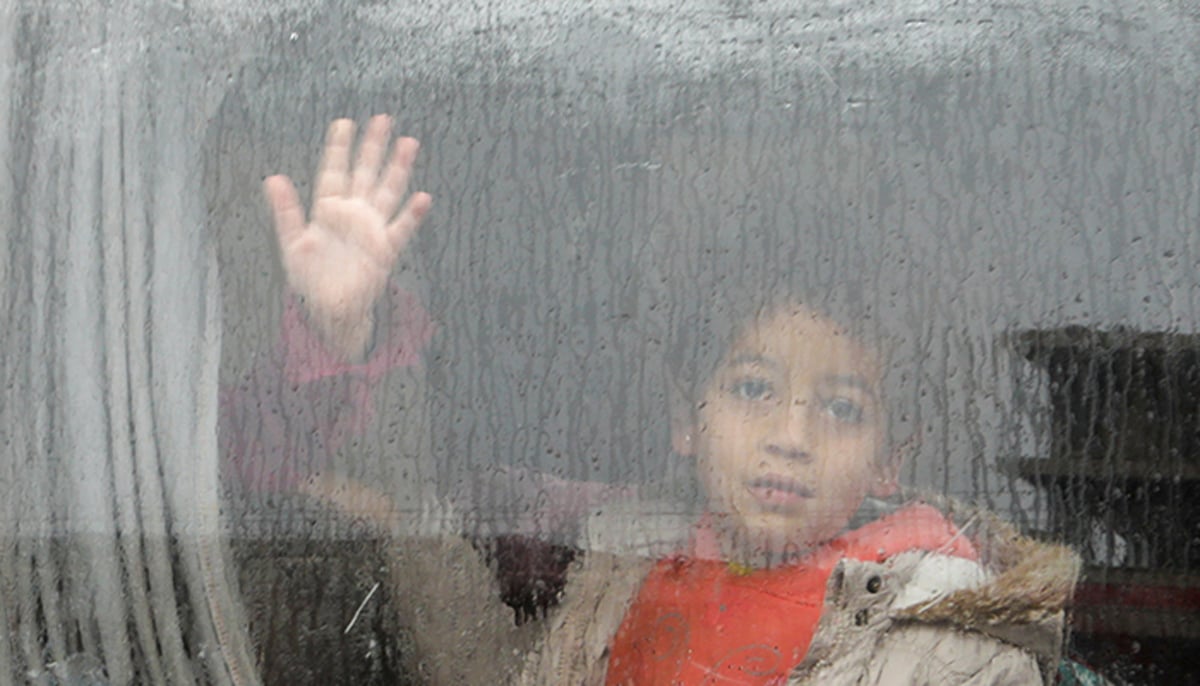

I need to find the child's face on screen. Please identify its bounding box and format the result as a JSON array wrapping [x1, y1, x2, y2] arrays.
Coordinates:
[[675, 304, 896, 553]]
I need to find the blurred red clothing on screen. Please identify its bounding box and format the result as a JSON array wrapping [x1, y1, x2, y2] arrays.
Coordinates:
[[220, 286, 435, 493]]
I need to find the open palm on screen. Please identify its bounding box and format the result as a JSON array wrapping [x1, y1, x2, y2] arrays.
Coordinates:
[[263, 115, 431, 356]]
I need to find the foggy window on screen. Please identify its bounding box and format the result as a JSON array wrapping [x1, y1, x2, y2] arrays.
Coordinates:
[[3, 1, 1199, 684]]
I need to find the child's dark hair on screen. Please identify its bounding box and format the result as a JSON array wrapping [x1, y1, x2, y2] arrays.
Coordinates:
[[644, 81, 915, 456], [661, 271, 890, 417]]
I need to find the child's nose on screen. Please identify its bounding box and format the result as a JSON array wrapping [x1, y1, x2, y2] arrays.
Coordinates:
[[764, 399, 812, 461]]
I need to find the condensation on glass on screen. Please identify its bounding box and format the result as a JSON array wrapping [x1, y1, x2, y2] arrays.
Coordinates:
[[2, 1, 1199, 684]]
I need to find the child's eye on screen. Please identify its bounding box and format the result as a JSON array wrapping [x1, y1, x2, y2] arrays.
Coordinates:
[[729, 378, 774, 401], [824, 397, 865, 424]]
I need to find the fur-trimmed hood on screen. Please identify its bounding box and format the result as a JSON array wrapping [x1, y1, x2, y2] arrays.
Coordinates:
[[791, 494, 1081, 684], [894, 496, 1080, 657]]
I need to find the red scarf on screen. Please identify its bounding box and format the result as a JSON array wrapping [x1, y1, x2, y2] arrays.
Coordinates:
[[605, 503, 978, 686]]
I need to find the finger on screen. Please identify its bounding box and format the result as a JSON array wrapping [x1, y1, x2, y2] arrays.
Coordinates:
[[384, 191, 432, 261], [351, 114, 392, 197], [263, 175, 306, 249], [313, 118, 354, 202], [372, 136, 419, 219]]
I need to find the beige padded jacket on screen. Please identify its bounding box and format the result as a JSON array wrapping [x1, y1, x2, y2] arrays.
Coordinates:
[[310, 478, 1079, 685], [517, 498, 1080, 685]]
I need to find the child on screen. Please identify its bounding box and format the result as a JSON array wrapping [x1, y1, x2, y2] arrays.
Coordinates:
[[531, 293, 1080, 684], [271, 116, 1079, 685]]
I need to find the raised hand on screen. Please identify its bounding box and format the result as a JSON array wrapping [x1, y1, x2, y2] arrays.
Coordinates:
[[263, 115, 432, 360]]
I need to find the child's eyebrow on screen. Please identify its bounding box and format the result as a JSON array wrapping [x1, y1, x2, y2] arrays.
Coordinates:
[[822, 374, 876, 396], [726, 353, 782, 371], [724, 356, 877, 396]]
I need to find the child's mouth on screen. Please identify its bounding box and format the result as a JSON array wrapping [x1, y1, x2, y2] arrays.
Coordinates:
[[746, 475, 815, 508]]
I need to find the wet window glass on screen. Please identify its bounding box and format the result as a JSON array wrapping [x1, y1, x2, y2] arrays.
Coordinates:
[[3, 1, 1199, 684]]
